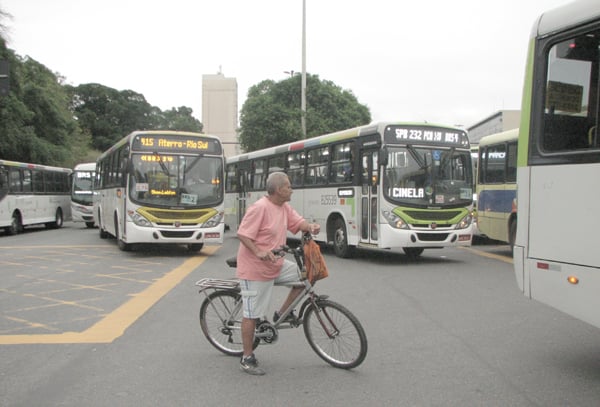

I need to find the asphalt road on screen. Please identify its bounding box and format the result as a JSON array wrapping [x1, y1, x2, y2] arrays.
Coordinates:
[[1, 223, 599, 407]]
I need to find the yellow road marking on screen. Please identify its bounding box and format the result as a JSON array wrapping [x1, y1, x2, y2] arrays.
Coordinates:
[[0, 245, 219, 345], [459, 246, 513, 264]]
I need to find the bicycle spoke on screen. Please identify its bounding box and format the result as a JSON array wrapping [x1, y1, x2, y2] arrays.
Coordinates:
[[199, 291, 244, 356], [303, 299, 367, 369]]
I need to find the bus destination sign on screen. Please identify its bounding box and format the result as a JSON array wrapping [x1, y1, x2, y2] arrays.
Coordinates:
[[383, 125, 469, 148], [132, 134, 222, 154]]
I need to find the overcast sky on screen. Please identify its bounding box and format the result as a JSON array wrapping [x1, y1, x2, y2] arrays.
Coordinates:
[[2, 0, 571, 129]]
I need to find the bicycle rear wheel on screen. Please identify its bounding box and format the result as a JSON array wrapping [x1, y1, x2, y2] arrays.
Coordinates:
[[199, 290, 245, 356], [303, 299, 367, 369]]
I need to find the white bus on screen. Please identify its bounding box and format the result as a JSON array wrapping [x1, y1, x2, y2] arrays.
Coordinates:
[[94, 130, 225, 252], [71, 162, 96, 228], [0, 159, 72, 234], [513, 1, 600, 328], [476, 128, 518, 246], [225, 122, 474, 258]]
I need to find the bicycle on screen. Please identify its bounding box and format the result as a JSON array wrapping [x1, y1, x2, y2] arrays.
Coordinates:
[[196, 234, 368, 369]]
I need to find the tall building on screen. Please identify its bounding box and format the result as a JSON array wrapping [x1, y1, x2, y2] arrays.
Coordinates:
[[202, 72, 239, 157], [467, 110, 520, 145]]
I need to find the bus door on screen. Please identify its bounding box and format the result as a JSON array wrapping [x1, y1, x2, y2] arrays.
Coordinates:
[[234, 162, 252, 230], [359, 148, 379, 245]]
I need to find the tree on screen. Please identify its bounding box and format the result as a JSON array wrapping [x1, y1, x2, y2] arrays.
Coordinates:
[[1, 8, 201, 165], [68, 83, 152, 152], [238, 74, 371, 152], [156, 106, 203, 133], [0, 37, 89, 167], [69, 84, 203, 152]]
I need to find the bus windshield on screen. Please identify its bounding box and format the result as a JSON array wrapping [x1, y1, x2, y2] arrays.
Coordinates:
[[383, 146, 473, 207], [72, 169, 94, 205], [129, 154, 223, 207]]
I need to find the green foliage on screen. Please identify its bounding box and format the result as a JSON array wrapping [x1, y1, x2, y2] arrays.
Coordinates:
[[68, 84, 203, 152], [0, 12, 202, 167], [0, 38, 86, 167], [239, 74, 371, 152], [159, 106, 204, 133]]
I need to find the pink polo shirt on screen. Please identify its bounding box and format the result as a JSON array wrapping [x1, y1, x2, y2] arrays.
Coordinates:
[[236, 196, 304, 281]]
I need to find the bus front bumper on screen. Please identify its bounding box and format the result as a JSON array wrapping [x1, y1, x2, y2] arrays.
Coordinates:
[[124, 221, 225, 245], [378, 223, 473, 249]]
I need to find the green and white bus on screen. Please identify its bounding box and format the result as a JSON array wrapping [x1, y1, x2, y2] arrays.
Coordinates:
[[71, 162, 96, 228], [513, 0, 600, 328], [225, 122, 474, 258], [476, 128, 518, 246], [94, 130, 225, 252], [0, 159, 72, 234]]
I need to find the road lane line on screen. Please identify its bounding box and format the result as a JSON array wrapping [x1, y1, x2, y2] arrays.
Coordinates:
[[459, 246, 513, 264], [0, 245, 220, 345]]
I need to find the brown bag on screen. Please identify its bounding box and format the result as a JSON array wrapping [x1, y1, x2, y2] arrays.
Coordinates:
[[303, 239, 329, 284]]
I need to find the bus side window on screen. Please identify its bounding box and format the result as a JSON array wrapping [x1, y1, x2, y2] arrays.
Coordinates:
[[0, 168, 7, 191]]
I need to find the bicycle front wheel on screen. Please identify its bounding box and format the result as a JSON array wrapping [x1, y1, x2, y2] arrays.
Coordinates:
[[303, 299, 367, 369], [199, 290, 245, 356]]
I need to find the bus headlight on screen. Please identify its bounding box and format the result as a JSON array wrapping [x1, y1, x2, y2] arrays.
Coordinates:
[[382, 210, 409, 230], [455, 213, 473, 230], [128, 210, 152, 227], [202, 212, 223, 228]]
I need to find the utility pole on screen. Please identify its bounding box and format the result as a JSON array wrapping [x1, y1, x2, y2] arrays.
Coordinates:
[[301, 0, 307, 138]]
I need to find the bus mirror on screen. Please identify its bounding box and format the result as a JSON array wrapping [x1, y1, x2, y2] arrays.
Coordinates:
[[379, 146, 388, 166]]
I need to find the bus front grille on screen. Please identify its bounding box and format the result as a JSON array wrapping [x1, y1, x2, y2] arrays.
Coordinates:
[[403, 210, 463, 221], [145, 209, 211, 220], [416, 233, 450, 242], [159, 230, 195, 238]]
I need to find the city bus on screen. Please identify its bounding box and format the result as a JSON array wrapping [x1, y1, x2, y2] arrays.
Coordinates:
[[476, 128, 518, 246], [71, 162, 96, 228], [94, 130, 225, 252], [513, 1, 600, 328], [225, 122, 474, 258], [0, 159, 72, 234]]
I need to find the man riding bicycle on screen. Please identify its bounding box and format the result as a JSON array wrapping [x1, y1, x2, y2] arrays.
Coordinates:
[[236, 172, 320, 375]]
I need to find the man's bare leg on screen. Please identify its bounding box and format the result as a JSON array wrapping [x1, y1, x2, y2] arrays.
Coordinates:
[[241, 317, 256, 357], [277, 286, 303, 315]]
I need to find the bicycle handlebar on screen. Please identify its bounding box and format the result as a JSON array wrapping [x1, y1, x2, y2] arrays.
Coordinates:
[[272, 236, 311, 271]]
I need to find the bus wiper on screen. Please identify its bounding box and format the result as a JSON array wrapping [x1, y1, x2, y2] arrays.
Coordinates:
[[153, 152, 170, 176], [407, 145, 428, 170], [184, 155, 204, 175]]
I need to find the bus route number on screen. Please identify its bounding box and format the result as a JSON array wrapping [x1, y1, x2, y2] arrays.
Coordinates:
[[395, 129, 443, 142], [140, 137, 155, 147]]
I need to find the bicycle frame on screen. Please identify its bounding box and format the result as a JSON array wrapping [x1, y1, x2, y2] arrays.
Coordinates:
[[196, 233, 368, 369], [196, 236, 335, 336]]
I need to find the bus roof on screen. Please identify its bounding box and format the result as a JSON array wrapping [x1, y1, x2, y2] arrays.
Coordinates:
[[228, 121, 467, 164], [73, 162, 96, 171], [0, 159, 72, 173], [534, 0, 600, 38], [478, 128, 519, 147]]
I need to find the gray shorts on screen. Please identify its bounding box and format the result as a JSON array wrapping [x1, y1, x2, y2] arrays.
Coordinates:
[[239, 259, 300, 319]]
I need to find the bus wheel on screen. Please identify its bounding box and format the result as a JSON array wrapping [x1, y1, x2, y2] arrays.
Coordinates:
[[403, 247, 424, 258], [115, 216, 131, 251], [7, 212, 22, 235], [332, 218, 354, 258], [187, 243, 204, 252], [98, 212, 109, 239], [45, 208, 63, 229], [55, 208, 64, 228]]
